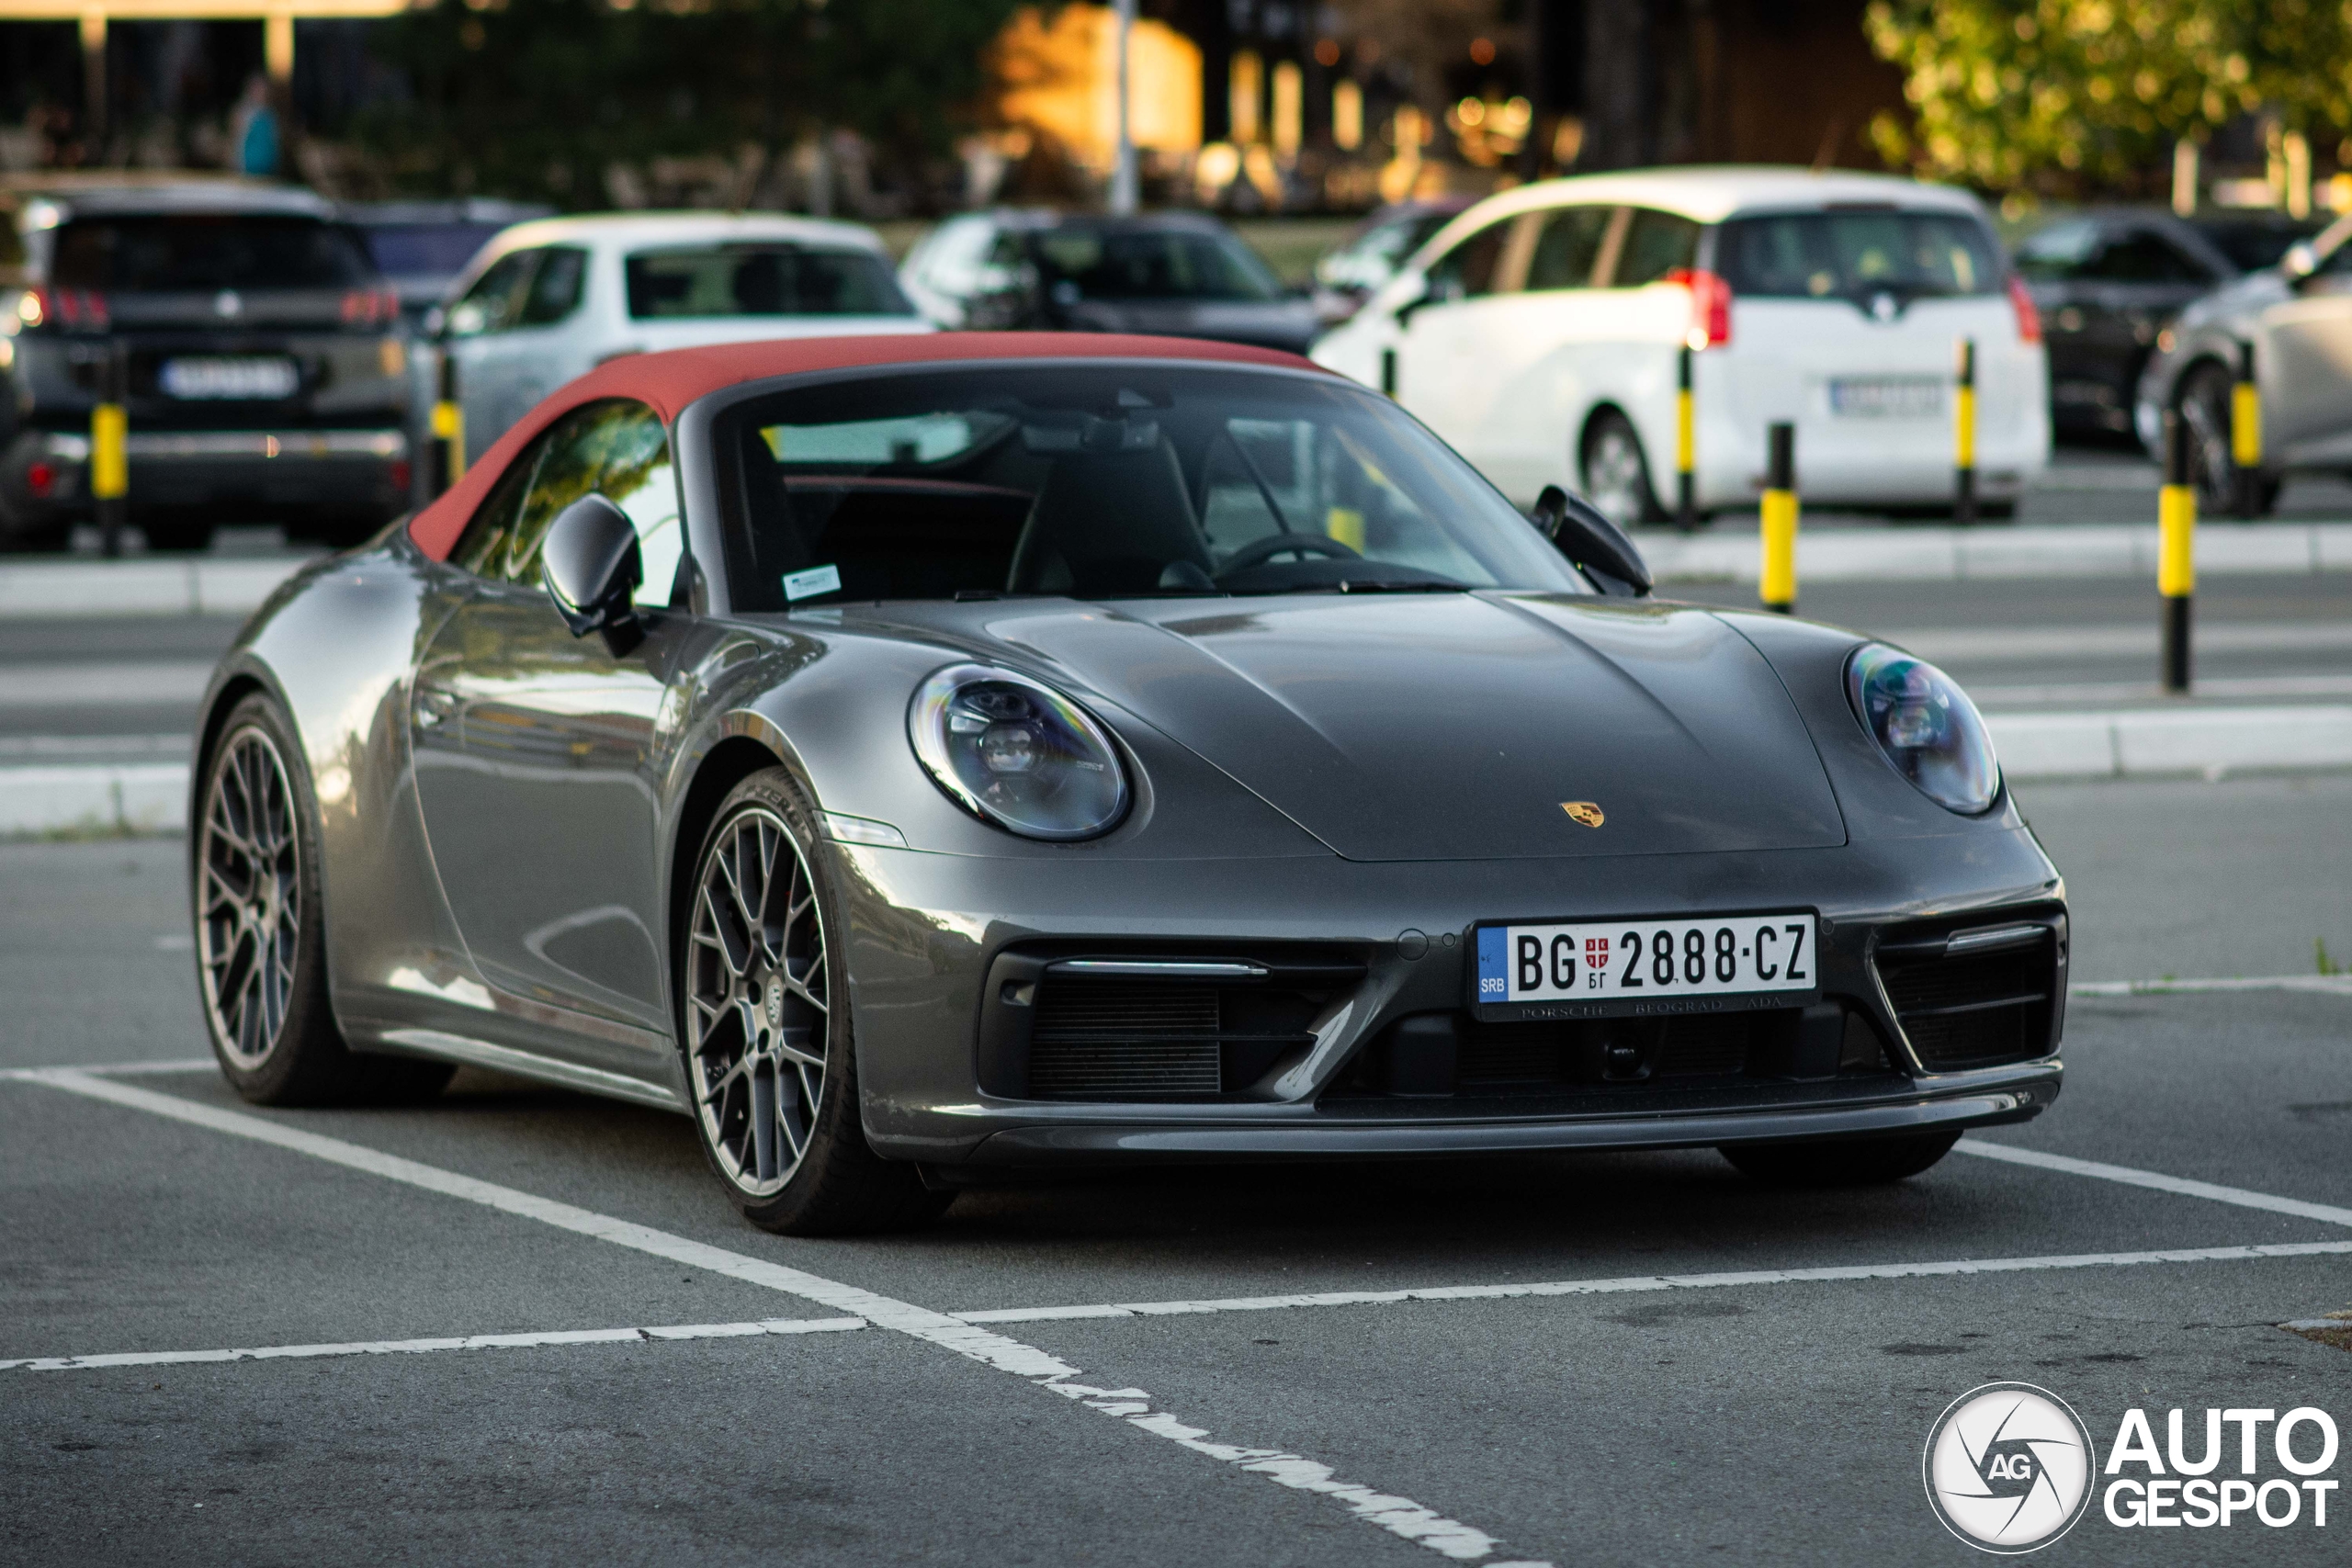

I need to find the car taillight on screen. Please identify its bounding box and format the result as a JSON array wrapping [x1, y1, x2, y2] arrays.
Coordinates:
[[19, 287, 108, 331], [1664, 266, 1732, 349], [340, 288, 401, 327], [2007, 276, 2041, 344]]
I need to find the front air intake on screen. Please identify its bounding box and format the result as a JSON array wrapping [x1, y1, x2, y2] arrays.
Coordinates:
[[1027, 981, 1223, 1100], [1875, 921, 2060, 1071]]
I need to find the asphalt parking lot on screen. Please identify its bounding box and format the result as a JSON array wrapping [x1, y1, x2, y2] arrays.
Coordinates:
[[4, 773, 2348, 1565]]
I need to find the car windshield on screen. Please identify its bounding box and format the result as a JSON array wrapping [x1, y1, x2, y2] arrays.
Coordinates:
[[1031, 224, 1282, 302], [722, 364, 1587, 608], [625, 244, 913, 319], [50, 215, 378, 291], [1716, 209, 2002, 299], [2192, 216, 2327, 273]]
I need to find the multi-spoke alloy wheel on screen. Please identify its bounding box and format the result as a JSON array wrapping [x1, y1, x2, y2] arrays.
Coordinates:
[[198, 723, 303, 1069], [1579, 412, 1657, 530], [687, 803, 831, 1198]]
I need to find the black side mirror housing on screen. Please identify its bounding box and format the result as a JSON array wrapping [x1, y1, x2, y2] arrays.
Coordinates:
[[1392, 276, 1439, 328], [541, 494, 645, 653], [1532, 483, 1652, 596]]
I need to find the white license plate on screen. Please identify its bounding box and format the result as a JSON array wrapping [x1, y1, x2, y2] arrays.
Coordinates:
[[1828, 376, 1942, 419], [1473, 913, 1818, 1018], [159, 357, 299, 400]]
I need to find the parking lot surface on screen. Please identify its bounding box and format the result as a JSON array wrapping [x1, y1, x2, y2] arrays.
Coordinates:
[[5, 773, 2349, 1564]]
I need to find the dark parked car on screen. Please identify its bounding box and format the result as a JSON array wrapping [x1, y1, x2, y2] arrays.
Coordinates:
[[190, 332, 2064, 1235], [2014, 208, 2324, 439], [341, 197, 553, 332], [899, 210, 1317, 354], [0, 181, 411, 552], [1308, 197, 1471, 325]]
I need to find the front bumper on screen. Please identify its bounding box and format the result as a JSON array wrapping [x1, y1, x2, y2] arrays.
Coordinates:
[[840, 828, 2069, 1168], [2, 426, 410, 525]]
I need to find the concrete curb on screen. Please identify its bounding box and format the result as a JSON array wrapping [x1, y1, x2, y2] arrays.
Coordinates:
[[8, 706, 2350, 835], [0, 558, 311, 619], [1643, 522, 2352, 584]]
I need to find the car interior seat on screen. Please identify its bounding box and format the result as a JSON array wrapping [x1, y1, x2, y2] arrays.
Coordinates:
[[1005, 439, 1215, 596]]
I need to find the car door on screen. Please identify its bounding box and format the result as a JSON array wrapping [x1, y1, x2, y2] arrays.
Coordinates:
[[1389, 213, 1528, 470], [503, 244, 591, 430], [2073, 228, 2219, 422], [1471, 203, 1618, 497], [409, 398, 693, 1066], [2260, 238, 2352, 459], [443, 248, 542, 459]]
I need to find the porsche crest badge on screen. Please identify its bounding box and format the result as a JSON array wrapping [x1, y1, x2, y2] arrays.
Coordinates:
[[1560, 801, 1604, 829]]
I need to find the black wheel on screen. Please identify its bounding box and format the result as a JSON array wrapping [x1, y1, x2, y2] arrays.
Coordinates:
[[0, 522, 71, 554], [195, 694, 453, 1106], [1578, 409, 1662, 529], [680, 767, 948, 1235], [140, 514, 216, 553], [2176, 361, 2274, 515], [1718, 1130, 1960, 1187]]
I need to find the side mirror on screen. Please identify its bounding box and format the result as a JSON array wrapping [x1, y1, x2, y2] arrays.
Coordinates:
[[421, 304, 447, 340], [2282, 242, 2319, 283], [541, 494, 644, 653], [1532, 483, 1653, 596], [1392, 276, 1439, 328]]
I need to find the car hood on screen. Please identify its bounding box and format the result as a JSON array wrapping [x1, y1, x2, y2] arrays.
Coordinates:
[[975, 592, 1849, 863], [2180, 270, 2288, 331]]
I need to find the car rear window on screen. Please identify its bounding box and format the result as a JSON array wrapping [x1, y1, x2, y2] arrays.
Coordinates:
[[624, 244, 911, 320], [1031, 224, 1282, 302], [357, 222, 504, 278], [50, 216, 378, 291], [1716, 209, 2002, 299]]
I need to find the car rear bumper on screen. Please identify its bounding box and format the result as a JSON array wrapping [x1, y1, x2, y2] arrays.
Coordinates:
[[1, 426, 410, 526]]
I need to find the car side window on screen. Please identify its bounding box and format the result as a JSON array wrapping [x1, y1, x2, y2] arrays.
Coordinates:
[[448, 440, 544, 578], [1425, 219, 1511, 301], [446, 248, 540, 336], [503, 400, 684, 605], [517, 245, 588, 325], [1612, 209, 1700, 288], [1524, 206, 1613, 291]]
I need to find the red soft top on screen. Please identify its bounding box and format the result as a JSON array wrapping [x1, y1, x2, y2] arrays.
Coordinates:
[[405, 332, 1323, 562]]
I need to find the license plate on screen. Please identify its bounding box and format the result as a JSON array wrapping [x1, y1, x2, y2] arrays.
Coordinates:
[[1472, 912, 1819, 1021], [1828, 376, 1942, 419], [158, 357, 299, 400]]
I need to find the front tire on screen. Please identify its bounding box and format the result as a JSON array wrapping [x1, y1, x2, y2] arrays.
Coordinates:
[[2177, 362, 2278, 515], [1579, 410, 1662, 529], [680, 768, 947, 1235], [195, 694, 452, 1105], [1718, 1130, 1960, 1186]]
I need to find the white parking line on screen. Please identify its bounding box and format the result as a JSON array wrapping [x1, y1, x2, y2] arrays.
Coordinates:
[[2072, 976, 2352, 997], [0, 1315, 865, 1372], [947, 1240, 2352, 1325], [0, 1058, 214, 1081], [15, 1068, 1543, 1567], [1955, 1138, 2352, 1227]]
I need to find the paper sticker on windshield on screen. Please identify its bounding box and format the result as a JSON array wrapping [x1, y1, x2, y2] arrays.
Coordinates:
[[783, 564, 842, 603]]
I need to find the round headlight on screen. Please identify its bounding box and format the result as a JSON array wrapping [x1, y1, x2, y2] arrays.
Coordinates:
[[909, 664, 1130, 840], [1845, 643, 2000, 814]]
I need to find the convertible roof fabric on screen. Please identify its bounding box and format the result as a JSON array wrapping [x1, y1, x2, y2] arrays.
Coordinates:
[[405, 332, 1320, 562]]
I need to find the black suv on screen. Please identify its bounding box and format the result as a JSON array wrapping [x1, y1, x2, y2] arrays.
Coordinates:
[[0, 181, 412, 552]]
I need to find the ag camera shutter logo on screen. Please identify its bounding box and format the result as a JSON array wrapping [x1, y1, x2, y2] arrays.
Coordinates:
[[1923, 1382, 2097, 1553]]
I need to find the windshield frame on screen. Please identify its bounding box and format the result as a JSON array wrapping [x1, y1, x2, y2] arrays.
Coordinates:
[[692, 357, 1590, 615]]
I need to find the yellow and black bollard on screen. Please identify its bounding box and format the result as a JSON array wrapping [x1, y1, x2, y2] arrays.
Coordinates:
[[1760, 421, 1797, 614], [1953, 337, 1977, 525], [2232, 339, 2261, 520], [430, 350, 465, 493], [92, 344, 128, 558], [1675, 344, 1696, 531], [2160, 409, 2196, 693]]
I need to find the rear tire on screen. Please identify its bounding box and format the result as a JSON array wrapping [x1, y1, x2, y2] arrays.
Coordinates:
[[1718, 1130, 1960, 1187], [679, 767, 949, 1235], [195, 694, 453, 1106], [140, 514, 217, 553], [1578, 410, 1663, 530]]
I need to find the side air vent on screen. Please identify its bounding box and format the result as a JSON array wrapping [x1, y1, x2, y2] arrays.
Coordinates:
[[1875, 921, 2060, 1071]]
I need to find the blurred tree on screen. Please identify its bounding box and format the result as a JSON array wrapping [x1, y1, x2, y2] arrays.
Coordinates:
[[1865, 0, 2352, 197], [356, 0, 1023, 208]]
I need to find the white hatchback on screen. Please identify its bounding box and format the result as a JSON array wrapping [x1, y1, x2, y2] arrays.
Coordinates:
[[1311, 167, 2049, 523], [437, 212, 932, 458]]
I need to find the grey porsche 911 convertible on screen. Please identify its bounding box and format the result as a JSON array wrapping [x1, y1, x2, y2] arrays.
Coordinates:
[[191, 333, 2066, 1234]]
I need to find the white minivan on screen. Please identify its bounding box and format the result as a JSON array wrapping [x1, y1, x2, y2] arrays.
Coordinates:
[[1311, 167, 2049, 523], [436, 213, 932, 459]]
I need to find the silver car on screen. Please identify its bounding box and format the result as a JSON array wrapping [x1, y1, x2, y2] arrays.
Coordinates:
[[2135, 209, 2352, 513]]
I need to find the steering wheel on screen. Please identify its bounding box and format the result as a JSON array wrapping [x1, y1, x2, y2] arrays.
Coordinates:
[[1215, 533, 1363, 578]]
